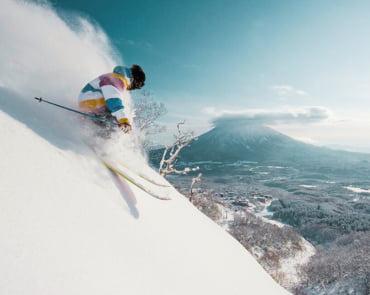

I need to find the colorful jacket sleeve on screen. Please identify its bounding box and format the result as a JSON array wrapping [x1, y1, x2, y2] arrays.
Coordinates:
[[99, 74, 129, 124]]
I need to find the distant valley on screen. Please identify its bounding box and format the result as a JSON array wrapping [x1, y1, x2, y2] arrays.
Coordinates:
[[150, 122, 370, 245]]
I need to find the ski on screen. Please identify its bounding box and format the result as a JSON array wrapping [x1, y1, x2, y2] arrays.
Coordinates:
[[84, 142, 171, 200], [115, 160, 170, 188], [86, 143, 169, 188], [102, 160, 171, 201]]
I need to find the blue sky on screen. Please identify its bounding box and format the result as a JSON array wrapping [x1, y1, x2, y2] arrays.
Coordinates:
[[54, 0, 370, 151]]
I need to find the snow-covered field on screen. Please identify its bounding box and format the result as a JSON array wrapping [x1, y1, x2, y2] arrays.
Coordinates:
[[299, 184, 318, 189], [344, 186, 370, 194], [253, 198, 285, 227]]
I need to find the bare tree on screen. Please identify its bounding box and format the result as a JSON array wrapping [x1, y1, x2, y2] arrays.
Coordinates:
[[190, 189, 223, 222], [297, 232, 370, 293], [189, 173, 202, 202], [159, 121, 198, 177], [133, 91, 167, 149]]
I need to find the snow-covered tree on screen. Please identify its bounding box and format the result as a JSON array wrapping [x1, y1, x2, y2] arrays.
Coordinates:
[[189, 173, 202, 202], [133, 91, 167, 149], [159, 121, 198, 177]]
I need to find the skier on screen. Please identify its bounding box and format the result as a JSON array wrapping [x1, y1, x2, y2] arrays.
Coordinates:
[[78, 64, 145, 133]]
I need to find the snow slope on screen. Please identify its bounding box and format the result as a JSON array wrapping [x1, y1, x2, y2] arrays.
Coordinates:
[[0, 111, 291, 295]]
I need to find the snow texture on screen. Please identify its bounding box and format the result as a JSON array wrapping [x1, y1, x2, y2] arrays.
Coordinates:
[[0, 110, 291, 295]]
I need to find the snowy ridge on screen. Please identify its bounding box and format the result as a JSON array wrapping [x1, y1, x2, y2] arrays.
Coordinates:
[[0, 111, 290, 294]]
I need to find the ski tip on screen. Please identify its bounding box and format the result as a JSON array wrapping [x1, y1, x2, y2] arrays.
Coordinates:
[[103, 161, 172, 201]]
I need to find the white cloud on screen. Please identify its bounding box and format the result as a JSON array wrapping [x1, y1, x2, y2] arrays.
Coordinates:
[[290, 136, 319, 145], [207, 106, 332, 126], [272, 85, 308, 97]]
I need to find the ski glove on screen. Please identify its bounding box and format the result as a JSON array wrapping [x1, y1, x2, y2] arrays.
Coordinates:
[[118, 118, 132, 133]]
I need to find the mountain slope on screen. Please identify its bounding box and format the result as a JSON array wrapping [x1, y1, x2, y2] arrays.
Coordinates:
[[170, 122, 370, 167], [0, 111, 289, 295]]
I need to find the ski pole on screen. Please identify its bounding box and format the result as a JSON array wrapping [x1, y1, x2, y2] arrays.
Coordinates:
[[34, 97, 119, 125]]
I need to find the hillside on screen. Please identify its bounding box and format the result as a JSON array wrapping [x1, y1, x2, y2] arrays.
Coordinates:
[[0, 109, 290, 294]]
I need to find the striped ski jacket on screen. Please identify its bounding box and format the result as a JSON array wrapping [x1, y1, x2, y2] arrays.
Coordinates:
[[78, 66, 132, 124]]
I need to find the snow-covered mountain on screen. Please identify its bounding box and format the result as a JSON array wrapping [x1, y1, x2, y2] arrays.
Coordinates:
[[0, 109, 291, 295], [172, 121, 370, 167]]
